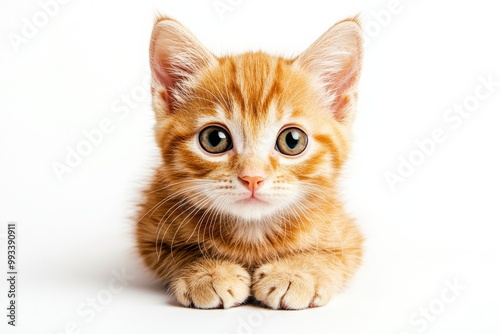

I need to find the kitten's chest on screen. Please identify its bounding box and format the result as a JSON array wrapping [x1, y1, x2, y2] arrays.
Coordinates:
[[206, 221, 316, 268]]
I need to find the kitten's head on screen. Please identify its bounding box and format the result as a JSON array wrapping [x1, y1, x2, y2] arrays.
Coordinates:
[[149, 17, 362, 221]]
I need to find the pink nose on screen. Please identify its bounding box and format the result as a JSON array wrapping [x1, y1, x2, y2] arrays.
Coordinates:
[[238, 176, 265, 193]]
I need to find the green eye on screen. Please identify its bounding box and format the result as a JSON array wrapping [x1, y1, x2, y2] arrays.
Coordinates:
[[199, 126, 233, 154], [276, 127, 308, 156]]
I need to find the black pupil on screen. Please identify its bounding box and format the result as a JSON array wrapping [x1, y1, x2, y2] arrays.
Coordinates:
[[208, 130, 224, 147], [285, 131, 299, 149]]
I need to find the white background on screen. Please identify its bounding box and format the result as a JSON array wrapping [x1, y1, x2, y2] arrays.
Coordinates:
[[1, 0, 500, 333]]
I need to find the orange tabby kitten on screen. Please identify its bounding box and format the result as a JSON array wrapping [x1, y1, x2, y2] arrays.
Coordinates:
[[136, 16, 363, 310]]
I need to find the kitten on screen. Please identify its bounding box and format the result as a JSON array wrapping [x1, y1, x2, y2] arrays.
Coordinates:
[[136, 16, 363, 310]]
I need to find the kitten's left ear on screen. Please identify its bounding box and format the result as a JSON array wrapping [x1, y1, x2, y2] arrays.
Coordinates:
[[295, 18, 363, 124], [149, 17, 217, 115]]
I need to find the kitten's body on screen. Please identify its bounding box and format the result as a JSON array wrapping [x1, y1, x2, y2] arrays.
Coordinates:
[[136, 17, 363, 310]]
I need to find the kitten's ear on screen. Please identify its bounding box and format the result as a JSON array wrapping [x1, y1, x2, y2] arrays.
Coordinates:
[[295, 18, 363, 124], [149, 17, 217, 114]]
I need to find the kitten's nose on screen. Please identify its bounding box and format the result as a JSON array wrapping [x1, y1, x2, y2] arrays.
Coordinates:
[[238, 175, 265, 193]]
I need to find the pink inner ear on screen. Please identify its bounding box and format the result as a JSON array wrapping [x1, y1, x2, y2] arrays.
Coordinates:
[[151, 50, 190, 111], [152, 59, 173, 89], [149, 19, 217, 114], [332, 95, 350, 121], [328, 57, 360, 122], [151, 57, 175, 109]]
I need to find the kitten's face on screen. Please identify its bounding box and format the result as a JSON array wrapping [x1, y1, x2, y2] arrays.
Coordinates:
[[150, 18, 362, 222]]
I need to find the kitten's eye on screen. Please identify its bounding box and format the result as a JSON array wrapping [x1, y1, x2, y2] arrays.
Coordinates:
[[276, 127, 308, 156], [199, 126, 233, 154]]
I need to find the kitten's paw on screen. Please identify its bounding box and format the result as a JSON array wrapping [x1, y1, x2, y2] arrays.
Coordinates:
[[172, 260, 250, 309], [252, 262, 332, 310]]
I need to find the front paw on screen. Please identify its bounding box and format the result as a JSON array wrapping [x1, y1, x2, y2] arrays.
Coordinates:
[[252, 262, 332, 310], [172, 260, 250, 309]]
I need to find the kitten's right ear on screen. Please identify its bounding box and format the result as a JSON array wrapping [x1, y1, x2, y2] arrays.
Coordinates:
[[149, 17, 216, 114], [294, 18, 363, 125]]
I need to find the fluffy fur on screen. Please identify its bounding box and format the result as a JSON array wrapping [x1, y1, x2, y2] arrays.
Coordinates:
[[136, 16, 364, 310]]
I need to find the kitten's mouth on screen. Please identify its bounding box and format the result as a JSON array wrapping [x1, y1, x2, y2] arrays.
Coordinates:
[[237, 197, 268, 205]]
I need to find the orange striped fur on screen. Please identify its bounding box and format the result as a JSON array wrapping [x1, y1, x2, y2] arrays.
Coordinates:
[[136, 16, 364, 310]]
